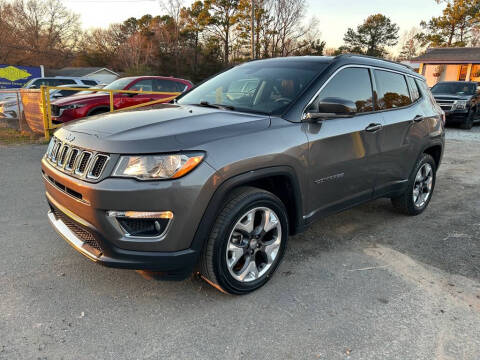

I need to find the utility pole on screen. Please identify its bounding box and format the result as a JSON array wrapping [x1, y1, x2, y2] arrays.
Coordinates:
[[251, 0, 255, 59]]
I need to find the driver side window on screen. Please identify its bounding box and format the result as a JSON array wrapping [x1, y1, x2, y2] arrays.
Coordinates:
[[311, 67, 374, 114]]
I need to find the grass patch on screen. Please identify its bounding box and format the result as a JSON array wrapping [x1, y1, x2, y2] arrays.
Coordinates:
[[0, 127, 48, 145]]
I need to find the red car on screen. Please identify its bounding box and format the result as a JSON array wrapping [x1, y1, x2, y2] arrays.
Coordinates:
[[51, 76, 193, 123]]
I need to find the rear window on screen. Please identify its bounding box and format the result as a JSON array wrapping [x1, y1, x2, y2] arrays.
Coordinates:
[[155, 79, 185, 92], [81, 80, 98, 86], [406, 77, 421, 102], [374, 70, 412, 110]]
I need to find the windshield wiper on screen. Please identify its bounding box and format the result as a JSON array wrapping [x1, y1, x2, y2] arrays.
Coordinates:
[[195, 101, 235, 111]]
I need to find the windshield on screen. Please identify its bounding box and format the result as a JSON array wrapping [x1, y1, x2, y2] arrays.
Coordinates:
[[431, 82, 476, 95], [177, 61, 325, 115], [101, 78, 133, 91]]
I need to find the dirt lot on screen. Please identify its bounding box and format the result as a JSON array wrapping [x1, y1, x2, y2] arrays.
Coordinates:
[[1, 126, 479, 360]]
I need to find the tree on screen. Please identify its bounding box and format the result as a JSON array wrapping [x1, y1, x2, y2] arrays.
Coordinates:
[[343, 14, 399, 57], [0, 0, 81, 67], [204, 0, 242, 65], [398, 27, 424, 60], [418, 0, 480, 47], [181, 1, 210, 73]]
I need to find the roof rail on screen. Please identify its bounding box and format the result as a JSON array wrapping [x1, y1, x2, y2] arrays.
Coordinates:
[[333, 53, 414, 71]]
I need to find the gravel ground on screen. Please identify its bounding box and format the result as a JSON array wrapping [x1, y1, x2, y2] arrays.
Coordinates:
[[1, 125, 479, 360]]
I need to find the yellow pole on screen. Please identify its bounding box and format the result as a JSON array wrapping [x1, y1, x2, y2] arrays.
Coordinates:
[[109, 91, 114, 112], [466, 63, 473, 81], [418, 63, 424, 75], [40, 86, 50, 140]]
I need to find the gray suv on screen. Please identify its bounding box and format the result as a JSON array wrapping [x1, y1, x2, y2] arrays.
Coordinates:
[[42, 55, 445, 294]]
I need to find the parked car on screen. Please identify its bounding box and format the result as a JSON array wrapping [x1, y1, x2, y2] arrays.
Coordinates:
[[23, 77, 100, 89], [50, 76, 193, 123], [49, 84, 93, 100], [431, 81, 480, 129], [42, 55, 444, 294], [0, 84, 94, 119]]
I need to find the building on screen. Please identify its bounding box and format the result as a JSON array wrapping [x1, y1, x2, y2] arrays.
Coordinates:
[[411, 47, 480, 87], [412, 48, 480, 86], [45, 67, 120, 84]]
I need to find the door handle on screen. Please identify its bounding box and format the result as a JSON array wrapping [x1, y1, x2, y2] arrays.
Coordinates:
[[365, 123, 383, 132], [413, 115, 424, 122]]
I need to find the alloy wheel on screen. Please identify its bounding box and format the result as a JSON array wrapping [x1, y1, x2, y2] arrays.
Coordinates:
[[413, 163, 433, 208], [225, 207, 282, 283]]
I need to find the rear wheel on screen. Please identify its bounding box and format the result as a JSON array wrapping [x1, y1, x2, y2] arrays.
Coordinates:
[[391, 153, 436, 216], [199, 187, 288, 294]]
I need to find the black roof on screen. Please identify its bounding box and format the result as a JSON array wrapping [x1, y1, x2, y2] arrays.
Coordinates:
[[246, 54, 421, 77], [411, 47, 480, 63]]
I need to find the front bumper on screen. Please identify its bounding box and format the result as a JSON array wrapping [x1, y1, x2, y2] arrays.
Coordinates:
[[42, 155, 217, 273]]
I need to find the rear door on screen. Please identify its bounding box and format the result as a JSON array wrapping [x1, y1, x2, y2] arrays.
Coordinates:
[[372, 69, 423, 196], [305, 67, 384, 217]]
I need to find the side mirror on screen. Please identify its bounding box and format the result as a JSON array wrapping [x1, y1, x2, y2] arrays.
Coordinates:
[[304, 97, 357, 121]]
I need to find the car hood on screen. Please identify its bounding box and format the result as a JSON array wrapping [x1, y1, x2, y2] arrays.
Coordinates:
[[52, 93, 109, 106], [54, 104, 271, 153], [433, 93, 472, 101]]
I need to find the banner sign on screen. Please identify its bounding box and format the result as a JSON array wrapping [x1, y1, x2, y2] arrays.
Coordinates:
[[0, 65, 44, 89]]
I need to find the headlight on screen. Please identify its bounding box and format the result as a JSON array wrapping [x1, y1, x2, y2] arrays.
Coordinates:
[[113, 153, 204, 180], [63, 104, 85, 110], [454, 100, 468, 109]]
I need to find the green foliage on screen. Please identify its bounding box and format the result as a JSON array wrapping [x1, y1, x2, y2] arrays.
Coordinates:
[[418, 0, 480, 47], [343, 14, 399, 58]]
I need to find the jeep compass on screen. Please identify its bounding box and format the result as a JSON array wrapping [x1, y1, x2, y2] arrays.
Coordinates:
[[42, 55, 445, 294]]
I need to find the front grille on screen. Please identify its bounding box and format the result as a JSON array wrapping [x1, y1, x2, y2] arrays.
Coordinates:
[[52, 207, 102, 252], [76, 152, 91, 175], [46, 137, 110, 180], [58, 145, 69, 166], [88, 155, 108, 179], [66, 149, 79, 170]]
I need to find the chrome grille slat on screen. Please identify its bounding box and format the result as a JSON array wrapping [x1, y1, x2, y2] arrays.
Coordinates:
[[45, 137, 110, 180], [58, 145, 69, 166]]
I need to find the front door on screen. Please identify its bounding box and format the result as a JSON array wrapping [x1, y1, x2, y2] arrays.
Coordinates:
[[305, 67, 383, 219]]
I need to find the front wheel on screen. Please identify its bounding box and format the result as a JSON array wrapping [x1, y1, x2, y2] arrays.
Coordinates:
[[199, 187, 288, 294], [460, 109, 474, 130], [391, 153, 436, 216]]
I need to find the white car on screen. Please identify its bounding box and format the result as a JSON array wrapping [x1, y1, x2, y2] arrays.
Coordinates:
[[0, 83, 96, 119]]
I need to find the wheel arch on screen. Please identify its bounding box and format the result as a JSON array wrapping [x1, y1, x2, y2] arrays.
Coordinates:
[[190, 166, 305, 254], [87, 106, 110, 116], [423, 143, 443, 170]]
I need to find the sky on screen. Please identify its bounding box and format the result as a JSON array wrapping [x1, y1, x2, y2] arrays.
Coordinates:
[[63, 0, 445, 50]]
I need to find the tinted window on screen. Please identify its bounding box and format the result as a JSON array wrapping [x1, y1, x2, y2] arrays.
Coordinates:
[[81, 80, 98, 86], [406, 77, 421, 102], [313, 67, 374, 113], [103, 78, 133, 90], [129, 79, 154, 92], [178, 61, 325, 115], [155, 79, 184, 92], [374, 70, 412, 110], [53, 79, 76, 86]]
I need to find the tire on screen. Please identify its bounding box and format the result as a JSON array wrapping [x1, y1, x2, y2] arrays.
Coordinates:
[[391, 153, 436, 216], [460, 109, 474, 130], [199, 186, 289, 295]]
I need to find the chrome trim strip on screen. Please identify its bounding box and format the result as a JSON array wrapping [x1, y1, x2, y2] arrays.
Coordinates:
[[48, 210, 99, 262]]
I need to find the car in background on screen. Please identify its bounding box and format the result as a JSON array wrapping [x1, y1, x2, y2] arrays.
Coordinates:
[[0, 84, 94, 119], [50, 76, 193, 123], [431, 81, 480, 129], [23, 77, 100, 89], [49, 84, 93, 101]]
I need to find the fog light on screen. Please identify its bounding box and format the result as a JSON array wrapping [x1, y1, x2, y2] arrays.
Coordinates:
[[107, 211, 173, 237]]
